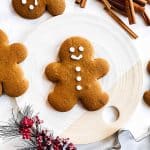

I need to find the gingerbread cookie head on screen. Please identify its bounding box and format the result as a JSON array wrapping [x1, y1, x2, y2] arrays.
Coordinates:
[[12, 0, 66, 19], [45, 36, 109, 112], [59, 37, 94, 62], [0, 29, 28, 97]]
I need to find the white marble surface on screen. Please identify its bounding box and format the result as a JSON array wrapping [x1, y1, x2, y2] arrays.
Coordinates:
[[0, 0, 150, 149]]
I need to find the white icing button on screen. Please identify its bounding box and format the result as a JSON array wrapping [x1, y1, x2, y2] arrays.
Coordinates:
[[35, 0, 38, 6], [69, 47, 75, 53], [76, 85, 82, 91], [75, 66, 81, 72], [29, 4, 34, 10], [79, 46, 84, 52], [76, 76, 82, 82], [21, 0, 27, 4]]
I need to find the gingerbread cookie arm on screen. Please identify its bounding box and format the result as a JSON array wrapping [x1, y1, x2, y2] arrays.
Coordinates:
[[92, 58, 109, 79], [10, 43, 27, 63], [0, 30, 8, 44], [45, 62, 64, 82], [46, 0, 66, 16]]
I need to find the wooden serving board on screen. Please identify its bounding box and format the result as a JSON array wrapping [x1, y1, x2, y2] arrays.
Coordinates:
[[16, 14, 143, 144]]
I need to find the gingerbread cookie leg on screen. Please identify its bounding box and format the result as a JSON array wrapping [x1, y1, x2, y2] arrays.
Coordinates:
[[3, 79, 28, 97], [48, 86, 77, 112], [3, 68, 28, 97], [79, 83, 109, 111]]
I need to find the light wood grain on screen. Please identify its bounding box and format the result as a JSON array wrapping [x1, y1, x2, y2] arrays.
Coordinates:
[[61, 62, 143, 144]]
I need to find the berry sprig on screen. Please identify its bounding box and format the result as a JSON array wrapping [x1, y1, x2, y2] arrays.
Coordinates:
[[0, 106, 76, 150]]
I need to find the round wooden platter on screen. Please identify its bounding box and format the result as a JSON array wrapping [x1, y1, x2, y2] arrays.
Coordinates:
[[16, 13, 143, 144]]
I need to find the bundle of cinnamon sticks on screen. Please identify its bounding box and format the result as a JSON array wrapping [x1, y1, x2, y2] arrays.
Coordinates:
[[75, 0, 150, 39], [108, 0, 150, 25]]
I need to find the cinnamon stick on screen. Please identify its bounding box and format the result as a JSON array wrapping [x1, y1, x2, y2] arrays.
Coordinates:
[[142, 11, 150, 25], [134, 2, 145, 13], [108, 0, 145, 13], [108, 0, 150, 25], [108, 0, 126, 11], [80, 0, 87, 8], [108, 0, 127, 16], [133, 3, 150, 25], [75, 0, 82, 4], [125, 0, 136, 24], [145, 0, 150, 4], [103, 0, 111, 9], [133, 0, 147, 6], [102, 0, 138, 39], [111, 5, 127, 16]]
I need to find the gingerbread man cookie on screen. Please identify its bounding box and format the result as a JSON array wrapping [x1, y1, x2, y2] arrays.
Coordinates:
[[0, 29, 28, 97], [45, 36, 109, 112], [143, 61, 150, 106], [12, 0, 66, 19]]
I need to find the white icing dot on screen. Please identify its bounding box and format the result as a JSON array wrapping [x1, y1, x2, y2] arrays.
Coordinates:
[[21, 0, 27, 4], [29, 4, 34, 10], [79, 46, 84, 52], [69, 47, 75, 53], [76, 76, 82, 82], [75, 66, 81, 72], [76, 85, 82, 91], [35, 0, 38, 6]]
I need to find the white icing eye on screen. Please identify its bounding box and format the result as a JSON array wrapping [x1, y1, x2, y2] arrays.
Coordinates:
[[75, 66, 81, 72], [76, 76, 82, 82], [79, 46, 84, 52], [69, 47, 75, 53], [21, 0, 27, 4], [76, 85, 82, 91], [29, 4, 34, 10]]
